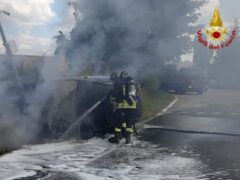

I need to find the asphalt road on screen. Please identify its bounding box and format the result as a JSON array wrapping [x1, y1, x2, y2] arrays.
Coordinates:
[[140, 89, 240, 179], [1, 88, 240, 180]]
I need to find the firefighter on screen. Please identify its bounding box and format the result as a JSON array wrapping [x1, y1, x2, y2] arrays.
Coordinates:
[[109, 71, 137, 144]]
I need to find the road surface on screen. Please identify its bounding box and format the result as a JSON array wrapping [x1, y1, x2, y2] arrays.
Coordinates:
[[141, 89, 240, 179], [1, 89, 240, 179]]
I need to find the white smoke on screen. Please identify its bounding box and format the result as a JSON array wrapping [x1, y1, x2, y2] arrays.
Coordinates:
[[66, 0, 206, 79], [0, 0, 208, 150]]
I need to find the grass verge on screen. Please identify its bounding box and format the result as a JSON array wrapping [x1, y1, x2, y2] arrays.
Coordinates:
[[141, 88, 175, 119]]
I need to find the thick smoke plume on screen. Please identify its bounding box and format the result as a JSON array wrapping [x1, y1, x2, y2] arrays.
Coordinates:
[[0, 57, 62, 150], [0, 0, 207, 150], [66, 0, 205, 79]]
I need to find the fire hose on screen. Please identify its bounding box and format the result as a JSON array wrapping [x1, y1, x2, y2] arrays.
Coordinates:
[[142, 125, 240, 137], [60, 96, 107, 140]]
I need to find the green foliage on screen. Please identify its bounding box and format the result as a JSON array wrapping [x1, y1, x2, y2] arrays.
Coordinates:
[[141, 87, 174, 119], [141, 74, 160, 92]]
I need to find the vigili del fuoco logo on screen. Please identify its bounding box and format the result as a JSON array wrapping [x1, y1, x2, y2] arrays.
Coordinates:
[[197, 7, 236, 50]]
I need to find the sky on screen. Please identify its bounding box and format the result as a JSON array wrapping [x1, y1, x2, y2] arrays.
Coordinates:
[[0, 0, 239, 56], [0, 0, 76, 55]]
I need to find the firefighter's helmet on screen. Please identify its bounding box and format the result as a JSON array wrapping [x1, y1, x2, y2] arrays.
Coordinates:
[[120, 71, 128, 79]]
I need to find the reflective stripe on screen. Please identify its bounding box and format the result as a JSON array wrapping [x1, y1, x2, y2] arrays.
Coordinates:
[[114, 128, 122, 132], [126, 128, 134, 133], [122, 85, 126, 96], [122, 123, 127, 128], [117, 100, 136, 109]]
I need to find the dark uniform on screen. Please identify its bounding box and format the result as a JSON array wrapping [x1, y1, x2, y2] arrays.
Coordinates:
[[109, 71, 137, 144]]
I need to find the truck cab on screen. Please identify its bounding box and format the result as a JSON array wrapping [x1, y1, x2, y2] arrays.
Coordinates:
[[161, 67, 208, 94]]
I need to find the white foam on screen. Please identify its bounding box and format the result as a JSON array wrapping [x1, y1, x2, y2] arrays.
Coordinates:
[[0, 138, 206, 180]]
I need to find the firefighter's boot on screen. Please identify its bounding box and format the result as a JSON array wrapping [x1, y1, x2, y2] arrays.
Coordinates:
[[108, 132, 121, 144], [125, 132, 132, 144], [121, 123, 127, 139], [125, 127, 133, 144]]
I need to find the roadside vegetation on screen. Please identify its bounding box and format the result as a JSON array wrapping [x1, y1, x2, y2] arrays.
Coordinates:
[[141, 88, 174, 119], [141, 76, 175, 119]]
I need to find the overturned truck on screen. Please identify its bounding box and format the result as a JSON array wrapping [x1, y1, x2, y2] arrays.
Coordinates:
[[47, 75, 142, 140], [0, 54, 142, 152], [61, 76, 142, 138]]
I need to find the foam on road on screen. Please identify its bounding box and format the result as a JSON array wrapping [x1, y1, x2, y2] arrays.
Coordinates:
[[0, 138, 207, 180]]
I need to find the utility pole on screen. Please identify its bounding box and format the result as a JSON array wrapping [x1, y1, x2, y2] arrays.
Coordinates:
[[0, 10, 26, 114], [0, 10, 12, 55]]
